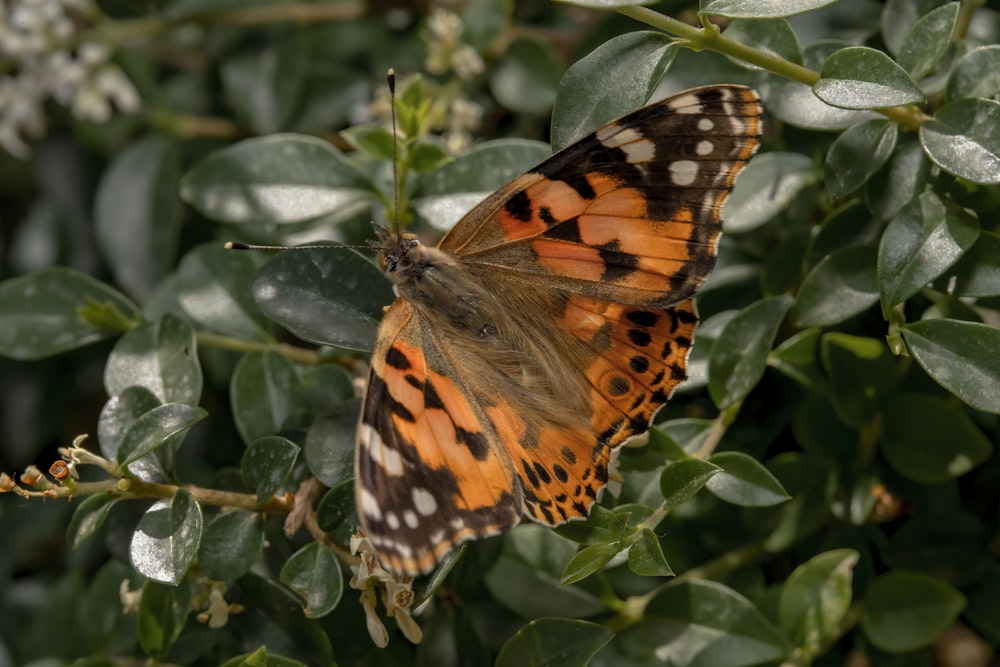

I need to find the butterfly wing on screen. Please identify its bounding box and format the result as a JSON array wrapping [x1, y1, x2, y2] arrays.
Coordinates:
[[439, 85, 762, 308], [355, 299, 522, 575]]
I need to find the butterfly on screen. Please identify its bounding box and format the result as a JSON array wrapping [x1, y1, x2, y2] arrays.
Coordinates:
[[355, 85, 762, 576]]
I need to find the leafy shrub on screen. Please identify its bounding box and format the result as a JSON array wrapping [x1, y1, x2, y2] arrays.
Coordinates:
[[1, 1, 998, 666]]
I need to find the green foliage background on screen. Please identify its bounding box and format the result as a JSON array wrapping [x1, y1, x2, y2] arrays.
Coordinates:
[[1, 1, 999, 665]]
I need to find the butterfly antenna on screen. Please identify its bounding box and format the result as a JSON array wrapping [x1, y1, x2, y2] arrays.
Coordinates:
[[387, 68, 400, 235], [224, 241, 366, 251]]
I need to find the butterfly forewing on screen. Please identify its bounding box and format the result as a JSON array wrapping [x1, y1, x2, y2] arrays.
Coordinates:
[[356, 85, 763, 575]]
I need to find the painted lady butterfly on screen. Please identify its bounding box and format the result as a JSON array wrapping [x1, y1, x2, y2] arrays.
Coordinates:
[[356, 85, 763, 575]]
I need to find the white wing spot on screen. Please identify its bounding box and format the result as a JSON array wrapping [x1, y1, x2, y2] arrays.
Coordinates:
[[595, 123, 622, 142], [698, 117, 715, 131], [385, 511, 400, 530], [672, 93, 702, 113], [598, 127, 656, 163], [450, 517, 466, 530], [412, 487, 438, 516], [430, 529, 446, 545], [359, 488, 382, 520], [696, 140, 715, 156], [361, 424, 404, 476], [670, 160, 699, 186], [403, 509, 419, 529]]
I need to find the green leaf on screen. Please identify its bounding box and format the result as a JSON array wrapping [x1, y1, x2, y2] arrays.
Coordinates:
[[280, 542, 344, 618], [98, 386, 161, 460], [104, 313, 202, 405], [965, 566, 1000, 645], [723, 152, 817, 233], [864, 139, 933, 221], [723, 19, 802, 69], [0, 267, 139, 360], [628, 528, 674, 577], [897, 2, 959, 79], [947, 45, 1000, 100], [881, 393, 993, 483], [199, 509, 264, 582], [634, 579, 792, 666], [555, 504, 627, 545], [945, 230, 1000, 298], [130, 490, 204, 585], [495, 618, 613, 667], [137, 580, 191, 659], [821, 334, 899, 428], [409, 142, 452, 173], [242, 435, 301, 503], [877, 191, 979, 315], [824, 119, 898, 199], [886, 509, 986, 587], [180, 134, 372, 224], [555, 0, 652, 7], [67, 494, 122, 550], [920, 98, 1000, 184], [701, 0, 838, 18], [560, 542, 624, 585], [903, 319, 1000, 414], [779, 549, 859, 652], [659, 458, 721, 512], [815, 46, 925, 109], [220, 28, 309, 133], [234, 573, 334, 664], [861, 570, 966, 653], [177, 243, 272, 341], [251, 247, 394, 352], [340, 125, 395, 161], [414, 139, 550, 232], [770, 328, 828, 393], [551, 31, 675, 150], [315, 481, 355, 533], [94, 134, 182, 300], [490, 36, 561, 114], [117, 402, 207, 466], [304, 399, 361, 488], [792, 397, 860, 465], [230, 352, 306, 445], [708, 296, 793, 409], [791, 246, 879, 327], [706, 452, 790, 507], [219, 648, 308, 667], [761, 454, 835, 551], [881, 0, 948, 56]]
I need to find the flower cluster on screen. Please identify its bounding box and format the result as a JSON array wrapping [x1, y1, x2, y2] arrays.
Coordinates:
[[423, 8, 484, 81], [349, 533, 423, 646], [0, 0, 140, 156]]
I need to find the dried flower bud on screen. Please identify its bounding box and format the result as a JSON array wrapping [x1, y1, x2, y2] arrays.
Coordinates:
[[49, 461, 70, 482], [0, 472, 14, 492]]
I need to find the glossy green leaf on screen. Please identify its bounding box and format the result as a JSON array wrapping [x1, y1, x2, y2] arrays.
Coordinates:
[[706, 451, 790, 507], [230, 352, 306, 445], [137, 580, 190, 659], [280, 541, 344, 618], [219, 648, 308, 667], [659, 458, 721, 511], [94, 134, 182, 300], [792, 397, 860, 464], [414, 139, 550, 232], [947, 45, 1000, 100], [561, 542, 624, 585], [824, 119, 898, 199], [199, 509, 264, 582], [791, 246, 879, 327], [881, 393, 993, 483], [251, 247, 393, 352], [903, 319, 1000, 414], [555, 504, 627, 545], [708, 296, 793, 409], [861, 570, 965, 652], [340, 125, 395, 161], [770, 328, 827, 393], [878, 191, 979, 314], [761, 454, 835, 551], [303, 399, 359, 487], [315, 481, 355, 533], [660, 418, 715, 455], [779, 549, 858, 652], [864, 140, 933, 221], [242, 435, 300, 503], [724, 18, 802, 68], [117, 402, 207, 466], [177, 243, 271, 341], [495, 618, 613, 667], [628, 528, 673, 577], [97, 386, 161, 460], [723, 152, 817, 233], [815, 47, 925, 109], [551, 31, 675, 150], [409, 142, 452, 173], [104, 313, 202, 405], [490, 36, 561, 114], [0, 267, 139, 360], [821, 334, 899, 428], [897, 2, 958, 79], [130, 490, 203, 585], [759, 42, 879, 131], [945, 230, 1000, 298], [701, 0, 838, 18], [67, 494, 122, 550], [881, 0, 948, 55], [180, 134, 372, 224], [920, 98, 1000, 184], [634, 579, 792, 666]]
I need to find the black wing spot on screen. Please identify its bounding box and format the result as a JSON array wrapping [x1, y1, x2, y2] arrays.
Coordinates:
[[675, 335, 692, 349], [560, 173, 596, 200], [385, 346, 411, 370], [670, 363, 687, 381], [608, 375, 630, 396], [423, 379, 445, 410], [599, 244, 640, 282], [404, 374, 423, 389], [533, 461, 552, 485], [626, 310, 659, 327], [661, 341, 673, 359], [552, 463, 569, 483], [505, 190, 533, 222], [542, 216, 583, 242], [676, 308, 698, 325], [561, 447, 577, 465], [629, 355, 650, 373], [539, 207, 557, 226], [522, 459, 541, 489], [628, 328, 652, 347], [457, 427, 490, 461], [573, 501, 588, 515]]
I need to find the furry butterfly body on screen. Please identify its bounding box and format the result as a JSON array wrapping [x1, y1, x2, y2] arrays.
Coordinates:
[[355, 85, 763, 575]]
